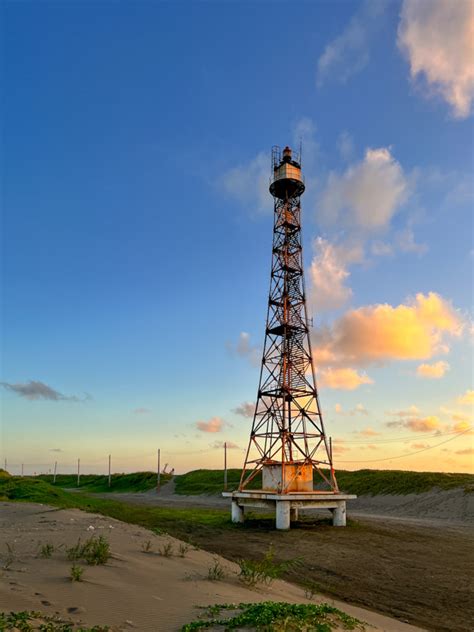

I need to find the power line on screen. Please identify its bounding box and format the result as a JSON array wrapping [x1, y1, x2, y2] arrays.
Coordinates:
[[337, 428, 471, 463]]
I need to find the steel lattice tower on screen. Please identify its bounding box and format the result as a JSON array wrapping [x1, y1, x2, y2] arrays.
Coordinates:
[[239, 146, 338, 495]]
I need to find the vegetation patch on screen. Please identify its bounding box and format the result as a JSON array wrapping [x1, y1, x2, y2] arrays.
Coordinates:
[[0, 610, 108, 631], [66, 536, 110, 565], [180, 602, 363, 631], [174, 468, 474, 496], [238, 546, 301, 587], [37, 471, 171, 493]]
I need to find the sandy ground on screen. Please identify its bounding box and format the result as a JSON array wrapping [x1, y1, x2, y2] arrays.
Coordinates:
[[0, 502, 424, 632]]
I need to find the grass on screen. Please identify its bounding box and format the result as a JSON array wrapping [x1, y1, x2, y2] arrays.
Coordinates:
[[70, 564, 84, 582], [207, 559, 225, 581], [174, 468, 474, 496], [37, 471, 171, 493], [66, 536, 110, 565], [38, 543, 55, 559], [180, 602, 363, 631]]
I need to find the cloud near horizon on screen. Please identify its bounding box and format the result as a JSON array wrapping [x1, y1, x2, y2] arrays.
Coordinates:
[[210, 440, 241, 450], [232, 402, 254, 418], [1, 380, 83, 402], [398, 0, 474, 119], [196, 416, 225, 433], [387, 415, 441, 432]]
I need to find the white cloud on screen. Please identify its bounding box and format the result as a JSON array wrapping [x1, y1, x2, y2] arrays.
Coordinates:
[[220, 151, 271, 214], [337, 131, 355, 161], [308, 238, 355, 311], [398, 0, 474, 118], [229, 332, 261, 367], [320, 148, 409, 232], [317, 0, 389, 86], [416, 360, 450, 379], [395, 227, 428, 255]]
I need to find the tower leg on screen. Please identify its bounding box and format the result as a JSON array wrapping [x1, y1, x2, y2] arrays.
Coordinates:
[[290, 507, 299, 522], [332, 502, 346, 526], [231, 500, 244, 524], [276, 501, 291, 530]]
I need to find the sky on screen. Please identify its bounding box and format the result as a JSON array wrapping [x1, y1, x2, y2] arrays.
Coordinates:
[[1, 0, 473, 476]]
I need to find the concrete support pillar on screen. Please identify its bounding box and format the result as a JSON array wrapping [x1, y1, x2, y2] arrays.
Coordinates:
[[290, 507, 299, 522], [332, 502, 346, 526], [231, 500, 244, 524], [276, 501, 291, 530]]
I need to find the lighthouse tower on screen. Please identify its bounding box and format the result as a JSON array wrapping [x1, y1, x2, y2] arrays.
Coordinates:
[[223, 146, 356, 529]]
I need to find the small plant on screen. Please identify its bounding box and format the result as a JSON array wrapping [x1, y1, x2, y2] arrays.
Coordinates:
[[39, 542, 55, 559], [159, 541, 174, 557], [238, 545, 301, 588], [2, 542, 15, 570], [70, 564, 84, 582], [141, 540, 153, 553], [207, 559, 225, 581], [66, 535, 110, 565], [178, 542, 190, 557], [66, 538, 84, 561], [303, 580, 320, 600]]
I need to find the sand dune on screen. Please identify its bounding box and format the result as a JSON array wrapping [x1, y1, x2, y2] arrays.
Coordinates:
[[0, 502, 423, 631]]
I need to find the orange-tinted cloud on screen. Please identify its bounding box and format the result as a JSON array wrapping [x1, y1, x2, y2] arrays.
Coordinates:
[[313, 292, 462, 367], [416, 360, 450, 379], [457, 390, 474, 406], [357, 427, 380, 437], [388, 415, 441, 432], [318, 367, 373, 390], [196, 416, 225, 433]]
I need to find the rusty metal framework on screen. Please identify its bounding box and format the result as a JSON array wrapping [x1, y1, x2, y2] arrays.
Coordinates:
[[239, 147, 338, 493]]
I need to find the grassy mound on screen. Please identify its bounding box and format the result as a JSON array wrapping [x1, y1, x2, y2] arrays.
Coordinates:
[[0, 468, 11, 479], [174, 468, 474, 496], [38, 471, 170, 493]]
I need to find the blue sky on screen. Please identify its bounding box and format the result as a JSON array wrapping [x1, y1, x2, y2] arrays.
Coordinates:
[[2, 0, 473, 475]]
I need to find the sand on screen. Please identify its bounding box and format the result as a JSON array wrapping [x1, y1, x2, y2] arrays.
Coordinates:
[[0, 502, 424, 632]]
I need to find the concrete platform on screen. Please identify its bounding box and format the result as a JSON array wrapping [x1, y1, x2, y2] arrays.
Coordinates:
[[223, 491, 357, 530]]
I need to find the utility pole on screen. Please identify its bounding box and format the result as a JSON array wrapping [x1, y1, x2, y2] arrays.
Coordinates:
[[108, 454, 112, 488], [157, 449, 161, 491], [53, 461, 57, 484], [21, 464, 24, 477], [77, 458, 81, 487]]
